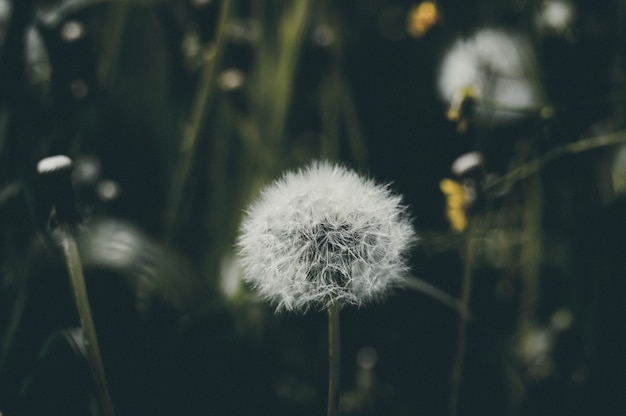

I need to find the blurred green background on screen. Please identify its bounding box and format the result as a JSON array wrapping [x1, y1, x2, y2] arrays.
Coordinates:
[[1, 0, 626, 415]]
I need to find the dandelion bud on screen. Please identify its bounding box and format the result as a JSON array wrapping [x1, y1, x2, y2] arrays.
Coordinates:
[[451, 151, 484, 177], [236, 161, 416, 313], [37, 155, 79, 224]]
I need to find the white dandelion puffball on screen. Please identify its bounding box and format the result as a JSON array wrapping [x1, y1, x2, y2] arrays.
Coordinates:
[[237, 161, 416, 313], [438, 28, 544, 124]]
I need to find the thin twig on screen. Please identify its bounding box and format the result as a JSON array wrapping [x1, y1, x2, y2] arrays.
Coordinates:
[[403, 276, 470, 321], [486, 129, 626, 195]]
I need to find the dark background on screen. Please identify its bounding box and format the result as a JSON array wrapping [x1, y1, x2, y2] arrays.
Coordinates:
[[1, 0, 626, 415]]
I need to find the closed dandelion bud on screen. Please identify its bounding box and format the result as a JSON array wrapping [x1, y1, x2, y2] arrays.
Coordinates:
[[236, 161, 416, 313], [37, 155, 79, 224]]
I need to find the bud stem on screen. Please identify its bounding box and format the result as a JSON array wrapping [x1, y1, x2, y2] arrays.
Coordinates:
[[60, 223, 115, 416], [327, 302, 341, 416], [449, 223, 475, 416]]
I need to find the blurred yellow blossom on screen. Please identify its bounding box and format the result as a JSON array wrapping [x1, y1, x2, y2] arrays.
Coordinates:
[[407, 2, 440, 38], [440, 178, 468, 232]]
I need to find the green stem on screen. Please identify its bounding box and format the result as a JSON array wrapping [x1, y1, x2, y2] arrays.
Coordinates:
[[518, 175, 542, 331], [403, 276, 470, 321], [485, 129, 626, 196], [449, 225, 474, 416], [61, 224, 115, 416], [97, 1, 129, 86], [165, 0, 232, 237], [263, 0, 310, 149], [327, 302, 341, 416]]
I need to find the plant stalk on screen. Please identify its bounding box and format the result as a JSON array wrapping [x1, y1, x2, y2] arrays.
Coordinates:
[[165, 0, 232, 237], [97, 1, 129, 86], [60, 224, 115, 416], [327, 302, 341, 416], [449, 225, 474, 416]]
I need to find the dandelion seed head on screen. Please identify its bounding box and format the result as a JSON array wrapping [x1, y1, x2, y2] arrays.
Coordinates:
[[236, 161, 416, 313], [438, 29, 544, 123]]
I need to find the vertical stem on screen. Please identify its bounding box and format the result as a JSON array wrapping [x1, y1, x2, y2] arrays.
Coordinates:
[[449, 226, 474, 416], [97, 1, 129, 86], [60, 224, 115, 416], [327, 302, 341, 416], [165, 0, 232, 237], [518, 175, 542, 330], [262, 0, 311, 149]]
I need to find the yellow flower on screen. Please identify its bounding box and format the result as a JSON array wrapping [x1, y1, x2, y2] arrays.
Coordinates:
[[407, 2, 440, 38], [440, 179, 468, 232]]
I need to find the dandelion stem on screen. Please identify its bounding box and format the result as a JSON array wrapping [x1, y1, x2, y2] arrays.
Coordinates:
[[37, 155, 114, 415], [449, 225, 474, 416], [60, 224, 115, 416], [327, 302, 341, 416]]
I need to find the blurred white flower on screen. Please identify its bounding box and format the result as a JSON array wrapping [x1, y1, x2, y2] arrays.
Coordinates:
[[538, 0, 576, 33], [236, 161, 416, 313], [438, 28, 544, 124]]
